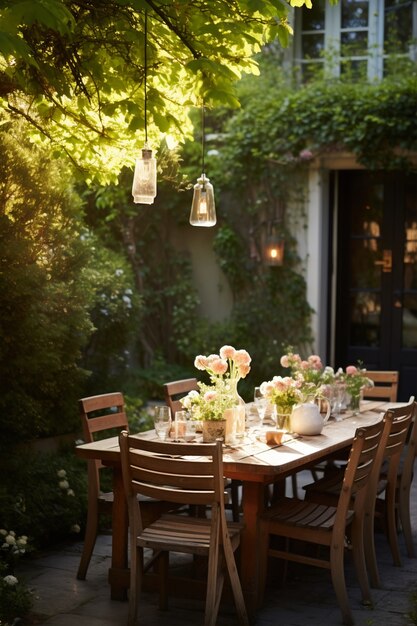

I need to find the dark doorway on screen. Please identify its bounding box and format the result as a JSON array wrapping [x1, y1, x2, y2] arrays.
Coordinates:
[[334, 170, 417, 401]]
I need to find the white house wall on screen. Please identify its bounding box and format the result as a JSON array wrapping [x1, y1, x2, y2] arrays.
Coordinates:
[[172, 226, 233, 322]]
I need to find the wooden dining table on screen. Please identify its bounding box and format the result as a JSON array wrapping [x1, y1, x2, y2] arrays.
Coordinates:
[[75, 399, 397, 616]]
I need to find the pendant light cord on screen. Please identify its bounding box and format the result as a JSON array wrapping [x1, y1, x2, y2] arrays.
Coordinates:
[[144, 10, 148, 144], [201, 102, 205, 175]]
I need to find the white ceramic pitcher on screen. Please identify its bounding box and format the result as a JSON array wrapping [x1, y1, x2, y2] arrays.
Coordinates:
[[290, 400, 331, 435]]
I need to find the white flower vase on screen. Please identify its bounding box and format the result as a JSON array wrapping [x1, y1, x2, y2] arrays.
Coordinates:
[[230, 381, 246, 440], [224, 407, 239, 445]]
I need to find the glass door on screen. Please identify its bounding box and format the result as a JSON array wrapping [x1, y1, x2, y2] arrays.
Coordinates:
[[334, 170, 417, 400]]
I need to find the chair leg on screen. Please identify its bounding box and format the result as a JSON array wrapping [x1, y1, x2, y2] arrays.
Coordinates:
[[351, 518, 372, 606], [330, 540, 353, 626], [158, 551, 169, 611], [205, 515, 221, 626], [291, 473, 298, 498], [128, 543, 141, 626], [385, 486, 402, 567], [399, 484, 415, 558], [364, 506, 381, 588], [231, 480, 241, 522], [76, 506, 98, 580], [222, 537, 250, 626]]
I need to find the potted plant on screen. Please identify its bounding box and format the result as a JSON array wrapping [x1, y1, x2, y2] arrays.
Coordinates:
[[181, 345, 251, 442]]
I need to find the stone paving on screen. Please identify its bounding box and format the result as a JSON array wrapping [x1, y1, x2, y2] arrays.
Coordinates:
[[17, 467, 417, 626]]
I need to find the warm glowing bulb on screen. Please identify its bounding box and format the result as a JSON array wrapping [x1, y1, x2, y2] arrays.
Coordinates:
[[264, 237, 284, 266], [199, 192, 208, 216], [189, 173, 216, 227]]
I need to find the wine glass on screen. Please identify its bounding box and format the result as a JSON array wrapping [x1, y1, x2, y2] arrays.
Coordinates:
[[153, 406, 172, 441]]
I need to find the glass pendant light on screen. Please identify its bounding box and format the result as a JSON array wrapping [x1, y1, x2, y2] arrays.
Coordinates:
[[132, 10, 157, 205], [132, 144, 157, 204], [189, 104, 216, 227]]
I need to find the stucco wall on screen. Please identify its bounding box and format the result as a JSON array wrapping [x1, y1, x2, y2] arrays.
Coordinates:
[[171, 225, 234, 322]]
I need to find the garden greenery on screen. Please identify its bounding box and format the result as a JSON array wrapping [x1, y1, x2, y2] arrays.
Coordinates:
[[0, 0, 312, 183], [1, 38, 417, 567]]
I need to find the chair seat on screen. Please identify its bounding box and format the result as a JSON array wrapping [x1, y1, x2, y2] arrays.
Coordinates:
[[138, 513, 242, 555], [98, 491, 114, 505], [264, 497, 354, 533]]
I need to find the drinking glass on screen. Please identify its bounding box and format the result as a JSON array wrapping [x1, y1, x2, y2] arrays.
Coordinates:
[[153, 406, 172, 441], [330, 383, 345, 421], [173, 410, 188, 441], [253, 386, 267, 428]]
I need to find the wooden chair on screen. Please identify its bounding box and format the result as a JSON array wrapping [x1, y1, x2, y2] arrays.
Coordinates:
[[76, 392, 173, 580], [259, 419, 385, 626], [363, 370, 399, 402], [304, 399, 414, 589], [377, 400, 417, 560], [119, 433, 250, 626], [163, 378, 199, 416], [304, 371, 399, 490]]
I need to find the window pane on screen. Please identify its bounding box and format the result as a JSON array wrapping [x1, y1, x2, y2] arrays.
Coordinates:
[[350, 181, 383, 238], [350, 292, 381, 346], [385, 0, 413, 52], [302, 34, 325, 58], [341, 0, 369, 29], [404, 179, 417, 289], [301, 61, 324, 82], [402, 295, 417, 349], [350, 239, 382, 289], [302, 0, 325, 31], [340, 59, 368, 79], [341, 30, 368, 55]]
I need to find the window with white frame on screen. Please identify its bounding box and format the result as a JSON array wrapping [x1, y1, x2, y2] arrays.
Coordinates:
[[294, 0, 417, 81]]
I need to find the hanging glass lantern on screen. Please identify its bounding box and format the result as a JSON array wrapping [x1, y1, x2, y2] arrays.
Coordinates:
[[189, 173, 216, 227], [132, 144, 157, 204], [131, 10, 157, 205], [263, 230, 285, 266]]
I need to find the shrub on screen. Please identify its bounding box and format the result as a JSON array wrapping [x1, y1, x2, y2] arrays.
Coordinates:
[[0, 562, 33, 625], [0, 447, 87, 548]]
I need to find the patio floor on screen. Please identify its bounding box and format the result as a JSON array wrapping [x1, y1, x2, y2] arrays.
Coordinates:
[[18, 467, 417, 626]]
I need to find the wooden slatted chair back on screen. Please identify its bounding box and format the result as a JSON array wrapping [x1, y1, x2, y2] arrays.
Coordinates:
[[79, 392, 127, 442], [163, 378, 199, 416], [365, 398, 414, 585], [398, 401, 417, 557], [119, 433, 249, 626], [76, 392, 128, 580], [363, 370, 398, 402], [120, 436, 226, 532], [337, 419, 386, 517]]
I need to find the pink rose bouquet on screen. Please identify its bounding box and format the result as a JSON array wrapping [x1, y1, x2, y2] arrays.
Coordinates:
[[181, 345, 251, 421]]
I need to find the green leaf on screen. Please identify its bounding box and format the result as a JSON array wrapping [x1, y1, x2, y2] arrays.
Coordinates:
[[0, 31, 38, 66]]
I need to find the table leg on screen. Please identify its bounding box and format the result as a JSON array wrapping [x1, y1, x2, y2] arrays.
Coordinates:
[[240, 481, 266, 616], [108, 466, 129, 600]]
